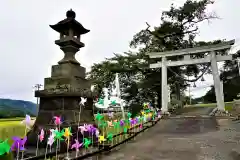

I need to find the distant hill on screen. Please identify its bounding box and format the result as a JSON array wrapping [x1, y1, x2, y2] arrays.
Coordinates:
[[0, 98, 37, 118]]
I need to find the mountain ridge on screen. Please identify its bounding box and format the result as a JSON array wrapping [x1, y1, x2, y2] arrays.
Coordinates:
[[0, 98, 37, 118]]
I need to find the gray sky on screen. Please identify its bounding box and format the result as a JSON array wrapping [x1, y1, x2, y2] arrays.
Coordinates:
[[0, 0, 239, 103]]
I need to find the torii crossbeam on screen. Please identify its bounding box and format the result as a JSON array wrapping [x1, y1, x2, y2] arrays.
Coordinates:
[[146, 40, 235, 113]]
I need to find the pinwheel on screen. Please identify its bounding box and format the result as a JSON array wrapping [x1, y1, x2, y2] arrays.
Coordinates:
[[95, 129, 100, 137], [47, 135, 55, 147], [71, 139, 83, 151], [87, 125, 97, 135], [53, 116, 62, 125], [97, 98, 104, 105], [113, 121, 120, 129], [124, 119, 130, 125], [108, 112, 114, 119], [110, 100, 117, 105], [120, 120, 124, 127], [99, 121, 107, 129], [54, 130, 64, 141], [63, 127, 72, 139], [39, 129, 44, 142], [83, 138, 91, 149], [98, 135, 106, 144], [21, 114, 32, 129], [0, 139, 10, 156], [130, 119, 135, 126], [106, 133, 113, 141], [127, 112, 132, 118], [78, 125, 88, 135], [95, 112, 103, 121], [63, 128, 72, 158], [80, 97, 87, 106], [49, 128, 57, 137], [11, 136, 27, 151], [36, 129, 45, 156], [123, 127, 128, 133]]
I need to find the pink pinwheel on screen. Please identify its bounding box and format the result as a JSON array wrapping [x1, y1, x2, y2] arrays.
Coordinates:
[[107, 121, 113, 127], [71, 139, 83, 151], [47, 135, 55, 146], [78, 125, 88, 135], [11, 136, 27, 151], [95, 129, 100, 137], [39, 129, 44, 142], [49, 128, 57, 137], [53, 116, 62, 125]]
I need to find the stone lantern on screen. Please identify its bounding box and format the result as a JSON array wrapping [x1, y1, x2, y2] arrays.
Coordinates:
[[25, 9, 96, 150]]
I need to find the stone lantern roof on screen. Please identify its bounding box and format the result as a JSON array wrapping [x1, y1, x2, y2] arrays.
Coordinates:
[[49, 9, 90, 36]]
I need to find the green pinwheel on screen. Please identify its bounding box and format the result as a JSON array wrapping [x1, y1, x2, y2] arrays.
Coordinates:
[[98, 98, 104, 105], [0, 139, 10, 156], [95, 112, 103, 121], [123, 127, 128, 133], [127, 112, 132, 118], [83, 138, 91, 149], [99, 121, 107, 128], [107, 133, 113, 141], [54, 130, 64, 141], [113, 121, 120, 129], [145, 109, 151, 113], [110, 100, 117, 105], [124, 119, 130, 124]]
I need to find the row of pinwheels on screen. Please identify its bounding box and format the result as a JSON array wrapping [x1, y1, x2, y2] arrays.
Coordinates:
[[0, 103, 161, 158]]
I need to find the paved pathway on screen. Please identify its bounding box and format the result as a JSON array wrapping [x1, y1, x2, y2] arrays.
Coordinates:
[[99, 107, 240, 160]]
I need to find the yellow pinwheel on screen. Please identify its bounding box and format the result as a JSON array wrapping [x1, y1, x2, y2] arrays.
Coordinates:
[[98, 135, 106, 143]]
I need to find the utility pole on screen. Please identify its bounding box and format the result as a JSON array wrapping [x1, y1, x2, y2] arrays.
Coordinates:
[[33, 84, 42, 112]]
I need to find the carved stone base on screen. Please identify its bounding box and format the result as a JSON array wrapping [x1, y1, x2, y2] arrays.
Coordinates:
[[25, 96, 96, 148]]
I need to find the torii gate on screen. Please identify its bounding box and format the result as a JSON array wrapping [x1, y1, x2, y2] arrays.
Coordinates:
[[147, 40, 235, 113]]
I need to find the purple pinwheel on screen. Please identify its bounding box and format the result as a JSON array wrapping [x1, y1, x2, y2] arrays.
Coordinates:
[[90, 126, 97, 134], [11, 136, 27, 151], [85, 124, 97, 135], [130, 119, 135, 126], [120, 120, 124, 127], [71, 139, 83, 151], [135, 117, 139, 124]]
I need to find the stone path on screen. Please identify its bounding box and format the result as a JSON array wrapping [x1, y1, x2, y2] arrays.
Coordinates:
[[100, 118, 240, 160], [98, 107, 240, 160]]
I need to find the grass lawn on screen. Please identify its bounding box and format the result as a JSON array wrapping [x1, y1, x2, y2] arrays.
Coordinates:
[[185, 101, 234, 111]]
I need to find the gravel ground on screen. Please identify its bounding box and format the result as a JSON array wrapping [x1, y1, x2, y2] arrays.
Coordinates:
[[99, 118, 240, 160]]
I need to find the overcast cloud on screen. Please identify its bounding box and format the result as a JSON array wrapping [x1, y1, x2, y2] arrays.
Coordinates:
[[0, 0, 239, 103]]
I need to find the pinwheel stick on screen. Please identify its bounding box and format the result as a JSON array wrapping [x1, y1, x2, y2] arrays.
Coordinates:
[[36, 135, 39, 156], [44, 145, 48, 160], [66, 138, 70, 158]]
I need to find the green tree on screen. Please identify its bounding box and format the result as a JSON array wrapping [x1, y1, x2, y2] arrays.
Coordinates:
[[88, 0, 224, 111]]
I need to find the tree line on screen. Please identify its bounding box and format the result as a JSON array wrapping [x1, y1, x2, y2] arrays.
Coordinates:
[[87, 0, 239, 114]]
